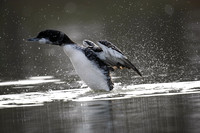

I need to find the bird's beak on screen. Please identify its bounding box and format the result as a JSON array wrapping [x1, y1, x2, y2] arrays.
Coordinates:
[[27, 38, 40, 42], [27, 37, 52, 44]]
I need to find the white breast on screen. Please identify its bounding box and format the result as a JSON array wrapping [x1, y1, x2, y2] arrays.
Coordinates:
[[63, 45, 110, 91]]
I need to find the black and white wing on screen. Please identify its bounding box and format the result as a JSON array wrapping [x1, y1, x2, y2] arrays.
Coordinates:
[[83, 40, 102, 52], [83, 40, 142, 76], [97, 40, 142, 76]]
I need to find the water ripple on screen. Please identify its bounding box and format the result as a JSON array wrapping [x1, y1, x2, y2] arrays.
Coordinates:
[[0, 77, 200, 108]]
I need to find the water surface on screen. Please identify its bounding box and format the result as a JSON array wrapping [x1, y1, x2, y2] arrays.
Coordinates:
[[1, 89, 200, 133]]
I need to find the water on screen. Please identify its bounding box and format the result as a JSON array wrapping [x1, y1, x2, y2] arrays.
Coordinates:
[[1, 86, 200, 133], [1, 0, 200, 133], [0, 77, 200, 133]]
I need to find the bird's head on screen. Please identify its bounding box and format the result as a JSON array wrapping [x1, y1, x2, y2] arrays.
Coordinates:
[[27, 29, 75, 46]]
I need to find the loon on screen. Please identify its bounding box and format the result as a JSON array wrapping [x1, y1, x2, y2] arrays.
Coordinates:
[[27, 29, 142, 91]]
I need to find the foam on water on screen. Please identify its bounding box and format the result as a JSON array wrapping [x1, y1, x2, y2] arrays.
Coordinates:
[[0, 76, 200, 108], [0, 76, 61, 86], [75, 81, 200, 101]]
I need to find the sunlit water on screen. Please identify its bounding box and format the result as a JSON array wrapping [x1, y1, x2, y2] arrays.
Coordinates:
[[0, 76, 200, 108], [0, 76, 200, 133]]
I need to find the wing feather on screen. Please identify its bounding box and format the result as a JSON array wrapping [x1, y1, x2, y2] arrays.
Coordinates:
[[83, 40, 102, 52], [97, 40, 142, 76], [82, 40, 142, 76]]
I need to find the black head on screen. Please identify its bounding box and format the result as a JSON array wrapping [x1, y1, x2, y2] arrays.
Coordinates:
[[27, 29, 75, 46]]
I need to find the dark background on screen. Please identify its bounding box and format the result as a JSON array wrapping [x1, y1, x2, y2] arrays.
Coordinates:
[[0, 0, 199, 85]]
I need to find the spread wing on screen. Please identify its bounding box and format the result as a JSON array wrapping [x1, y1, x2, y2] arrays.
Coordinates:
[[83, 40, 142, 76], [83, 40, 102, 52]]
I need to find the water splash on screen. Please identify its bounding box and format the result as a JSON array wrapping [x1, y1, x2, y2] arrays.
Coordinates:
[[0, 76, 62, 86], [0, 76, 200, 108], [75, 81, 200, 101]]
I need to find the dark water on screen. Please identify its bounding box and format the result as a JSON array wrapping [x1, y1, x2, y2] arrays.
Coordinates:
[[1, 94, 200, 133], [0, 0, 200, 133]]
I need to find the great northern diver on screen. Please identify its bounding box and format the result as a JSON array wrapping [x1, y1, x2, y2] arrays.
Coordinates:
[[27, 29, 142, 91]]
